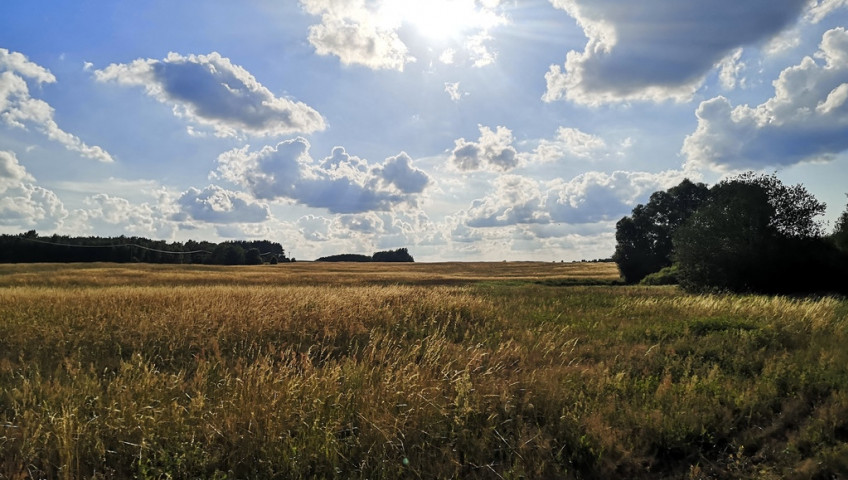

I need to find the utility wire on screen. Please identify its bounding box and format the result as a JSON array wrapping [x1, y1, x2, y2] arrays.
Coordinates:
[[19, 238, 282, 257]]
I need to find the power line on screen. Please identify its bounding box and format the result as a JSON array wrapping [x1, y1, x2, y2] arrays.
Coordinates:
[[23, 238, 213, 255]]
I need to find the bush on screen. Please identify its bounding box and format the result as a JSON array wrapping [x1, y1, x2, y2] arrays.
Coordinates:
[[640, 265, 680, 285]]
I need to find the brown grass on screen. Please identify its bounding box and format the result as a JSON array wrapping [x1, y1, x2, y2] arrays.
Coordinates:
[[0, 262, 846, 479]]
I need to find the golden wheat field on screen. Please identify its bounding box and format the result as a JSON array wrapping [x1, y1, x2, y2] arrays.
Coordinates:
[[1, 262, 847, 479]]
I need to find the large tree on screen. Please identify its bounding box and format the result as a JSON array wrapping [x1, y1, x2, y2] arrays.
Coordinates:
[[613, 179, 710, 283], [673, 173, 837, 294]]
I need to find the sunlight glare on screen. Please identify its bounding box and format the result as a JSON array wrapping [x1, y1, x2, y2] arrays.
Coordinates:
[[379, 0, 503, 41]]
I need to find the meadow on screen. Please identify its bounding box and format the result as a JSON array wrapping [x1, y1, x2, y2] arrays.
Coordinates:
[[1, 262, 846, 479]]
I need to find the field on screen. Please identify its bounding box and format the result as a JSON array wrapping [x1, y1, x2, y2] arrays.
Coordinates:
[[1, 262, 847, 479]]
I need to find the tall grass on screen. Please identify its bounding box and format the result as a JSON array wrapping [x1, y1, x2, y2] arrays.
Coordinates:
[[0, 264, 846, 478]]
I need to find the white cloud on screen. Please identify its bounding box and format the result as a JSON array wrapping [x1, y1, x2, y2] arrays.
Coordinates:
[[301, 0, 414, 71], [1, 48, 114, 162], [175, 185, 271, 224], [683, 27, 848, 171], [445, 82, 464, 102], [718, 48, 747, 90], [214, 138, 430, 214], [544, 0, 809, 105], [532, 127, 609, 163], [806, 0, 848, 23], [450, 125, 519, 171], [299, 0, 506, 70], [462, 169, 687, 228], [0, 184, 68, 232], [0, 150, 34, 193], [95, 52, 325, 137]]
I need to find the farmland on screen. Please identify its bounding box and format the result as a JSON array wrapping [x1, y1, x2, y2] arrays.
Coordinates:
[[1, 262, 847, 479]]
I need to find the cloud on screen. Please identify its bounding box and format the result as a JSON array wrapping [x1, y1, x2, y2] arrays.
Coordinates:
[[175, 185, 270, 224], [95, 52, 325, 137], [532, 127, 610, 163], [214, 138, 430, 214], [445, 82, 464, 102], [0, 150, 34, 192], [462, 169, 687, 228], [375, 152, 430, 194], [1, 48, 114, 162], [0, 183, 68, 231], [299, 0, 506, 70], [450, 125, 519, 171], [301, 0, 413, 71], [718, 48, 747, 90], [544, 0, 809, 105], [806, 0, 848, 23], [683, 27, 848, 171]]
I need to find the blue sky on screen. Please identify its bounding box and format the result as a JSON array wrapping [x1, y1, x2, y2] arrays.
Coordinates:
[[1, 0, 847, 261]]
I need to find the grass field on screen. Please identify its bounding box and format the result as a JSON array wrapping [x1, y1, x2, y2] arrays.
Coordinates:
[[1, 262, 847, 479]]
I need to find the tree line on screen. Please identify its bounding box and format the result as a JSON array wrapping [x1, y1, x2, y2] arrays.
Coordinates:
[[316, 248, 414, 263], [0, 231, 292, 265], [613, 173, 848, 294]]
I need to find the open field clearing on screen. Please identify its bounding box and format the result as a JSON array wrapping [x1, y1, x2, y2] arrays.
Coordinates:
[[1, 263, 847, 479]]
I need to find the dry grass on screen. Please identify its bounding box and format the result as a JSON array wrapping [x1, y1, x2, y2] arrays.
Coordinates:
[[0, 261, 620, 288], [0, 263, 846, 479]]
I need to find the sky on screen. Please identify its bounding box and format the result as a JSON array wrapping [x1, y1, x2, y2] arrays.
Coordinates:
[[1, 0, 847, 261]]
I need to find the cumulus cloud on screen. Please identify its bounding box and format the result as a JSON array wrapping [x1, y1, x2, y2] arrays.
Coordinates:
[[462, 170, 687, 228], [301, 0, 413, 71], [0, 149, 71, 233], [1, 48, 114, 162], [544, 0, 809, 105], [95, 52, 325, 137], [175, 185, 270, 224], [300, 0, 506, 70], [214, 138, 430, 214], [0, 150, 34, 192], [0, 183, 68, 231], [375, 152, 430, 194], [450, 125, 519, 171], [532, 127, 611, 163], [683, 27, 848, 171]]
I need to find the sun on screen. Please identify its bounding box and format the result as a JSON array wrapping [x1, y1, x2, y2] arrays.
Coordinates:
[[378, 0, 503, 42]]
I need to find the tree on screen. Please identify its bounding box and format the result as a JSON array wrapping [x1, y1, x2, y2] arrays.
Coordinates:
[[674, 174, 833, 294], [613, 179, 710, 283], [832, 197, 848, 253], [372, 248, 414, 262], [210, 243, 246, 265], [244, 248, 263, 265], [674, 181, 777, 292]]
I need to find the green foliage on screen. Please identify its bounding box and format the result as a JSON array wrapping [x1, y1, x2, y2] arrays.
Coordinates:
[[372, 247, 414, 262], [244, 248, 263, 265], [832, 198, 848, 253], [316, 253, 373, 262], [0, 232, 288, 265], [674, 173, 843, 294], [613, 179, 710, 283], [317, 248, 415, 263], [640, 264, 680, 285]]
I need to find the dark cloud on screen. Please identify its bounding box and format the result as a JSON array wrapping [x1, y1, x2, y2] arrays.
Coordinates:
[[545, 0, 809, 104], [376, 152, 430, 194], [95, 52, 325, 137]]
